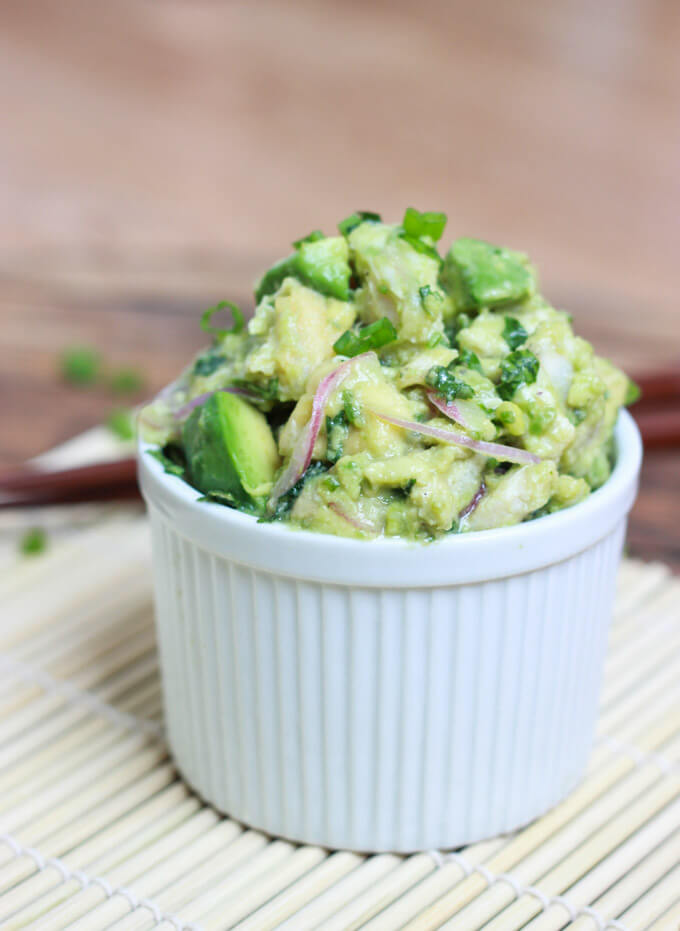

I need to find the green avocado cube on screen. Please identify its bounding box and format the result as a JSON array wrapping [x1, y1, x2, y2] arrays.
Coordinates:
[[255, 236, 351, 304], [182, 392, 279, 512], [440, 237, 536, 311], [296, 236, 351, 300]]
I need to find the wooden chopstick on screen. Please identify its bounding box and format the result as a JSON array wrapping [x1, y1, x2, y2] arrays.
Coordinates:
[[0, 368, 678, 509], [0, 459, 140, 509]]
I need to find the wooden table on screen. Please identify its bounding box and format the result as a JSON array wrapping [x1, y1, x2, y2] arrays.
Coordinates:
[[1, 0, 678, 568]]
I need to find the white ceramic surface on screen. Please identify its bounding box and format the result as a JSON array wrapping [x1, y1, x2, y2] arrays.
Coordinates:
[[138, 411, 641, 852]]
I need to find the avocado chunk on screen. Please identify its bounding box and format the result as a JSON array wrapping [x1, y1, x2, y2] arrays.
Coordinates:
[[255, 236, 351, 303], [440, 238, 535, 311], [296, 236, 351, 300], [182, 392, 279, 512]]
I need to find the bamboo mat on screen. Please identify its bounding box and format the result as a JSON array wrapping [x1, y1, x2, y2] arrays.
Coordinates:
[[1, 510, 680, 930]]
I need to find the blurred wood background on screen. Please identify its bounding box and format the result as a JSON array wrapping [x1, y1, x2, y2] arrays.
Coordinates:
[[0, 0, 678, 565]]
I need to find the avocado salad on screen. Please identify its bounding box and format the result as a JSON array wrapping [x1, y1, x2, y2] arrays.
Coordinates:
[[140, 209, 637, 541]]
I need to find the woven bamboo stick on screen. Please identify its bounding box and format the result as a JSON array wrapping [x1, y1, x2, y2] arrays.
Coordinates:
[[106, 830, 274, 931], [641, 889, 680, 931], [359, 838, 508, 931], [567, 831, 680, 931], [0, 761, 176, 870], [0, 787, 196, 928], [156, 839, 301, 931], [228, 850, 365, 931], [30, 812, 236, 931], [475, 781, 680, 931], [270, 853, 404, 931]]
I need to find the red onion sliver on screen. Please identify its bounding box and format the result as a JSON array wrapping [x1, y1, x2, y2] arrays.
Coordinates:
[[365, 408, 541, 465], [268, 352, 375, 508], [172, 386, 260, 421], [459, 481, 486, 520], [426, 391, 472, 431]]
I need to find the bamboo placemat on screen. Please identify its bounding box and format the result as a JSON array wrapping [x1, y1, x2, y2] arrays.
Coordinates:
[[1, 508, 680, 930]]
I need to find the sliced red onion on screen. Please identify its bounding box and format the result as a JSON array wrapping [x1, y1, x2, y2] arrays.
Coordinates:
[[459, 481, 486, 520], [328, 502, 378, 534], [268, 352, 375, 509], [427, 391, 473, 431], [365, 408, 541, 464], [172, 386, 260, 421]]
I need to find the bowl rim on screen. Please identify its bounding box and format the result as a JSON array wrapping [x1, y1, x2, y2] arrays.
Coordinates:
[[137, 409, 642, 586]]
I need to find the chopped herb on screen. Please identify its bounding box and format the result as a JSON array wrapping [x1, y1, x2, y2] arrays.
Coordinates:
[[19, 527, 47, 557], [325, 411, 349, 463], [60, 346, 101, 387], [497, 350, 540, 400], [393, 478, 416, 500], [342, 389, 362, 425], [264, 461, 329, 521], [402, 207, 447, 242], [419, 285, 445, 316], [338, 210, 382, 236], [425, 366, 474, 401], [399, 232, 442, 265], [148, 445, 187, 478], [486, 457, 499, 470], [292, 230, 324, 248], [456, 348, 483, 374], [503, 316, 528, 350], [193, 353, 227, 376], [333, 317, 397, 357], [109, 367, 145, 395], [200, 300, 245, 338], [106, 408, 135, 441], [625, 379, 641, 406], [231, 377, 279, 400], [323, 474, 341, 491]]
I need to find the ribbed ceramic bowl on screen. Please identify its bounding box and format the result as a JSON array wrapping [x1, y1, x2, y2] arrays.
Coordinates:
[[138, 410, 642, 852]]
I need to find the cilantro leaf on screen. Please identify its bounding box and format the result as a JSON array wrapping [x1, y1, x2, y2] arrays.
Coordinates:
[[456, 348, 483, 374], [503, 316, 528, 350], [497, 349, 540, 400], [333, 317, 397, 357], [425, 366, 474, 401]]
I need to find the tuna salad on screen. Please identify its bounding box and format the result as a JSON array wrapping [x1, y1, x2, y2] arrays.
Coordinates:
[[140, 209, 638, 541]]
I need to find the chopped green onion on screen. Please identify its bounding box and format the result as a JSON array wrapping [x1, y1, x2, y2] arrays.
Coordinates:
[[59, 346, 101, 387], [292, 230, 324, 248], [19, 527, 47, 557], [338, 210, 382, 236], [109, 367, 145, 395], [503, 316, 528, 350], [333, 317, 397, 357], [200, 301, 245, 338], [402, 207, 447, 242]]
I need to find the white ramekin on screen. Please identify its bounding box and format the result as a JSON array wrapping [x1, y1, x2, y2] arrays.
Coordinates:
[[138, 410, 641, 852]]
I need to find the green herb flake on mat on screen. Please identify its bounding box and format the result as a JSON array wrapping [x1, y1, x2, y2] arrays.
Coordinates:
[[19, 527, 48, 557]]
